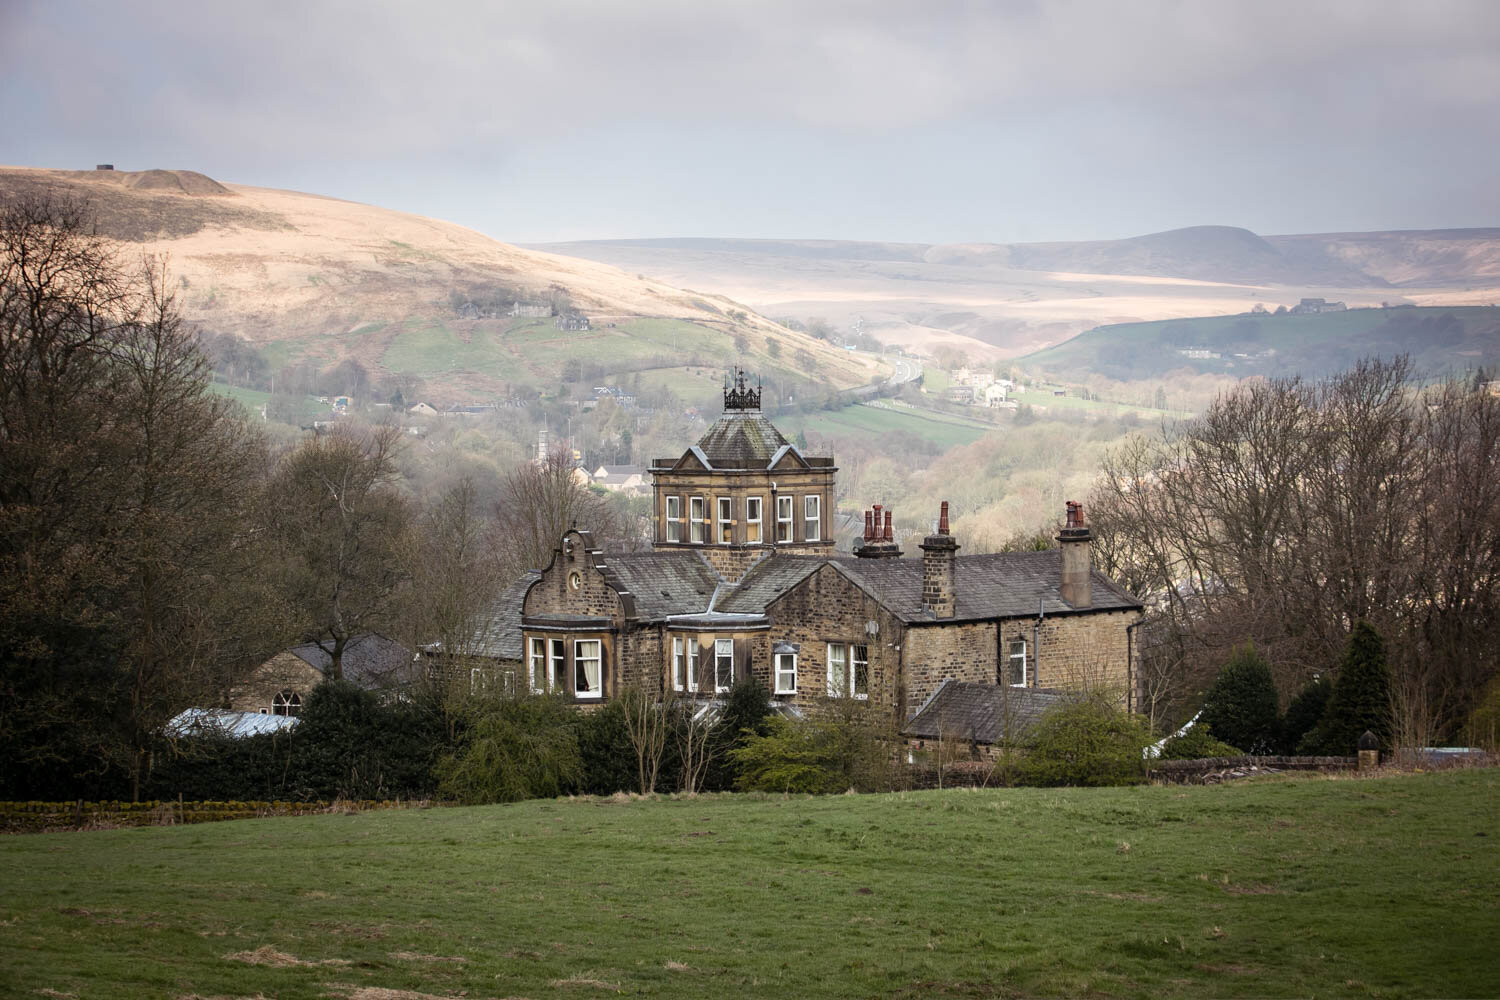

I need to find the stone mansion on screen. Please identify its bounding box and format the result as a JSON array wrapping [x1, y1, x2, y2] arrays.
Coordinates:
[[507, 373, 1144, 722]]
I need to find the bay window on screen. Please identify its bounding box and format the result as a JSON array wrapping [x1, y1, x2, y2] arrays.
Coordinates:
[[715, 638, 734, 693], [574, 639, 602, 699], [672, 636, 686, 692], [530, 637, 546, 693]]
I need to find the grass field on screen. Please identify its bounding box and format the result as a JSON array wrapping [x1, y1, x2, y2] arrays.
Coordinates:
[[777, 402, 994, 450], [3, 771, 1494, 999]]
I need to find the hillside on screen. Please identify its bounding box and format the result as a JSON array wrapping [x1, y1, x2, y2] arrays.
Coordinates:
[[0, 167, 884, 399], [535, 228, 1500, 361], [1020, 305, 1500, 381]]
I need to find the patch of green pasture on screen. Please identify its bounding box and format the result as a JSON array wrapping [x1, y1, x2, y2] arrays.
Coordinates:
[[1, 772, 1495, 998], [380, 317, 527, 381], [207, 382, 271, 410], [778, 402, 993, 449]]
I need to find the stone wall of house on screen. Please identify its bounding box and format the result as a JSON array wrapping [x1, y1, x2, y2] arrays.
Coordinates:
[[904, 609, 1141, 718], [903, 621, 998, 716], [523, 532, 626, 623], [1031, 609, 1137, 701], [760, 564, 907, 713], [228, 652, 324, 714]]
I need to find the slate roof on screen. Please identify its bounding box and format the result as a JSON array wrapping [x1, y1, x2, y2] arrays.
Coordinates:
[[466, 572, 540, 660], [692, 411, 792, 468], [714, 556, 824, 614], [903, 680, 1067, 740], [603, 551, 721, 620], [825, 551, 1141, 623], [611, 549, 1141, 624], [287, 632, 414, 686]]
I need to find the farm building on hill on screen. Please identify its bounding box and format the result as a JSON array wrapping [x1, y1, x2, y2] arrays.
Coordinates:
[[491, 370, 1144, 722]]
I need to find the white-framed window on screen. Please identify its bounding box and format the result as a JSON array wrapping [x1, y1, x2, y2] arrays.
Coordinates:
[[826, 643, 846, 697], [826, 643, 869, 699], [550, 638, 566, 692], [1008, 638, 1028, 687], [666, 495, 682, 543], [804, 494, 821, 541], [715, 638, 734, 693], [575, 639, 602, 699], [775, 651, 798, 694], [776, 495, 793, 542], [529, 637, 546, 693], [686, 640, 699, 693], [273, 689, 301, 716], [672, 636, 686, 692], [746, 496, 763, 544], [690, 496, 706, 543], [717, 496, 733, 543]]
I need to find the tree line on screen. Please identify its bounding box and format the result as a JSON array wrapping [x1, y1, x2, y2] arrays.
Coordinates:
[[1090, 356, 1500, 745], [0, 196, 635, 801]]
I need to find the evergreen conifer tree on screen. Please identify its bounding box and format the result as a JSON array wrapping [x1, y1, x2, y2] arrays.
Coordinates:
[[1300, 621, 1393, 755], [1198, 643, 1281, 754], [1280, 674, 1332, 753]]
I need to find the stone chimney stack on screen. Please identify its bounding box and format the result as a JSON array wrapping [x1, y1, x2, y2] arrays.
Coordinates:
[[1057, 500, 1092, 608], [919, 501, 959, 617], [855, 503, 902, 558]]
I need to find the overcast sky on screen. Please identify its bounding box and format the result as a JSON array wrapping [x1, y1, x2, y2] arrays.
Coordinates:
[[2, 0, 1497, 245]]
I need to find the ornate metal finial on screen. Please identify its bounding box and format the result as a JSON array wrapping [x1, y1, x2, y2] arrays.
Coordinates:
[[723, 367, 762, 411]]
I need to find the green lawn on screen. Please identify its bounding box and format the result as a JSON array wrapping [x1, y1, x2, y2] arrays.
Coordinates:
[[778, 401, 994, 450], [5, 771, 1493, 999]]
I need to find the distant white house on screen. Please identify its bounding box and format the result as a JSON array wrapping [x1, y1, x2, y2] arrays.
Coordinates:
[[591, 465, 648, 494], [407, 402, 438, 416], [983, 383, 1009, 407]]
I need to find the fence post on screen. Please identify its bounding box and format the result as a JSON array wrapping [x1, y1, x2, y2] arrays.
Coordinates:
[[1357, 730, 1380, 771]]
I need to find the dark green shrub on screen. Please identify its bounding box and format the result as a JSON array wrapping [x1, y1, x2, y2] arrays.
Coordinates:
[[1199, 644, 1281, 755], [435, 695, 581, 804], [1022, 697, 1151, 786], [286, 681, 449, 800], [574, 699, 637, 796], [1157, 723, 1241, 760], [703, 676, 772, 791], [1300, 622, 1393, 755], [728, 716, 837, 794], [1280, 675, 1333, 754], [143, 730, 295, 801], [728, 700, 897, 794]]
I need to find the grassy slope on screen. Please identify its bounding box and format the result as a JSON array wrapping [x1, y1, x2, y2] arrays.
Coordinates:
[[776, 402, 994, 450], [2, 772, 1495, 999], [1023, 305, 1500, 381]]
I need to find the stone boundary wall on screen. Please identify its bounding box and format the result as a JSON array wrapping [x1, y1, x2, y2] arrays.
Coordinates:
[[907, 761, 1006, 789], [1148, 755, 1355, 784]]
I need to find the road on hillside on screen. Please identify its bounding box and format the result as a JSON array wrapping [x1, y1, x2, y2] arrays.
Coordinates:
[[887, 357, 922, 385]]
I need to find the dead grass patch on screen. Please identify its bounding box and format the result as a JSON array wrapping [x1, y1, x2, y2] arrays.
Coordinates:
[[663, 960, 692, 972], [549, 975, 621, 991], [323, 988, 474, 1000], [389, 951, 467, 963], [223, 945, 350, 968]]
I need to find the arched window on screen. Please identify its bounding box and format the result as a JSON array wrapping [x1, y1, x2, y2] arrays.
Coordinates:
[[272, 690, 302, 717]]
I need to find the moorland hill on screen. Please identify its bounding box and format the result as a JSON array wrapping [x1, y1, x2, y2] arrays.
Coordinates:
[[0, 166, 883, 400], [537, 227, 1500, 359]]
